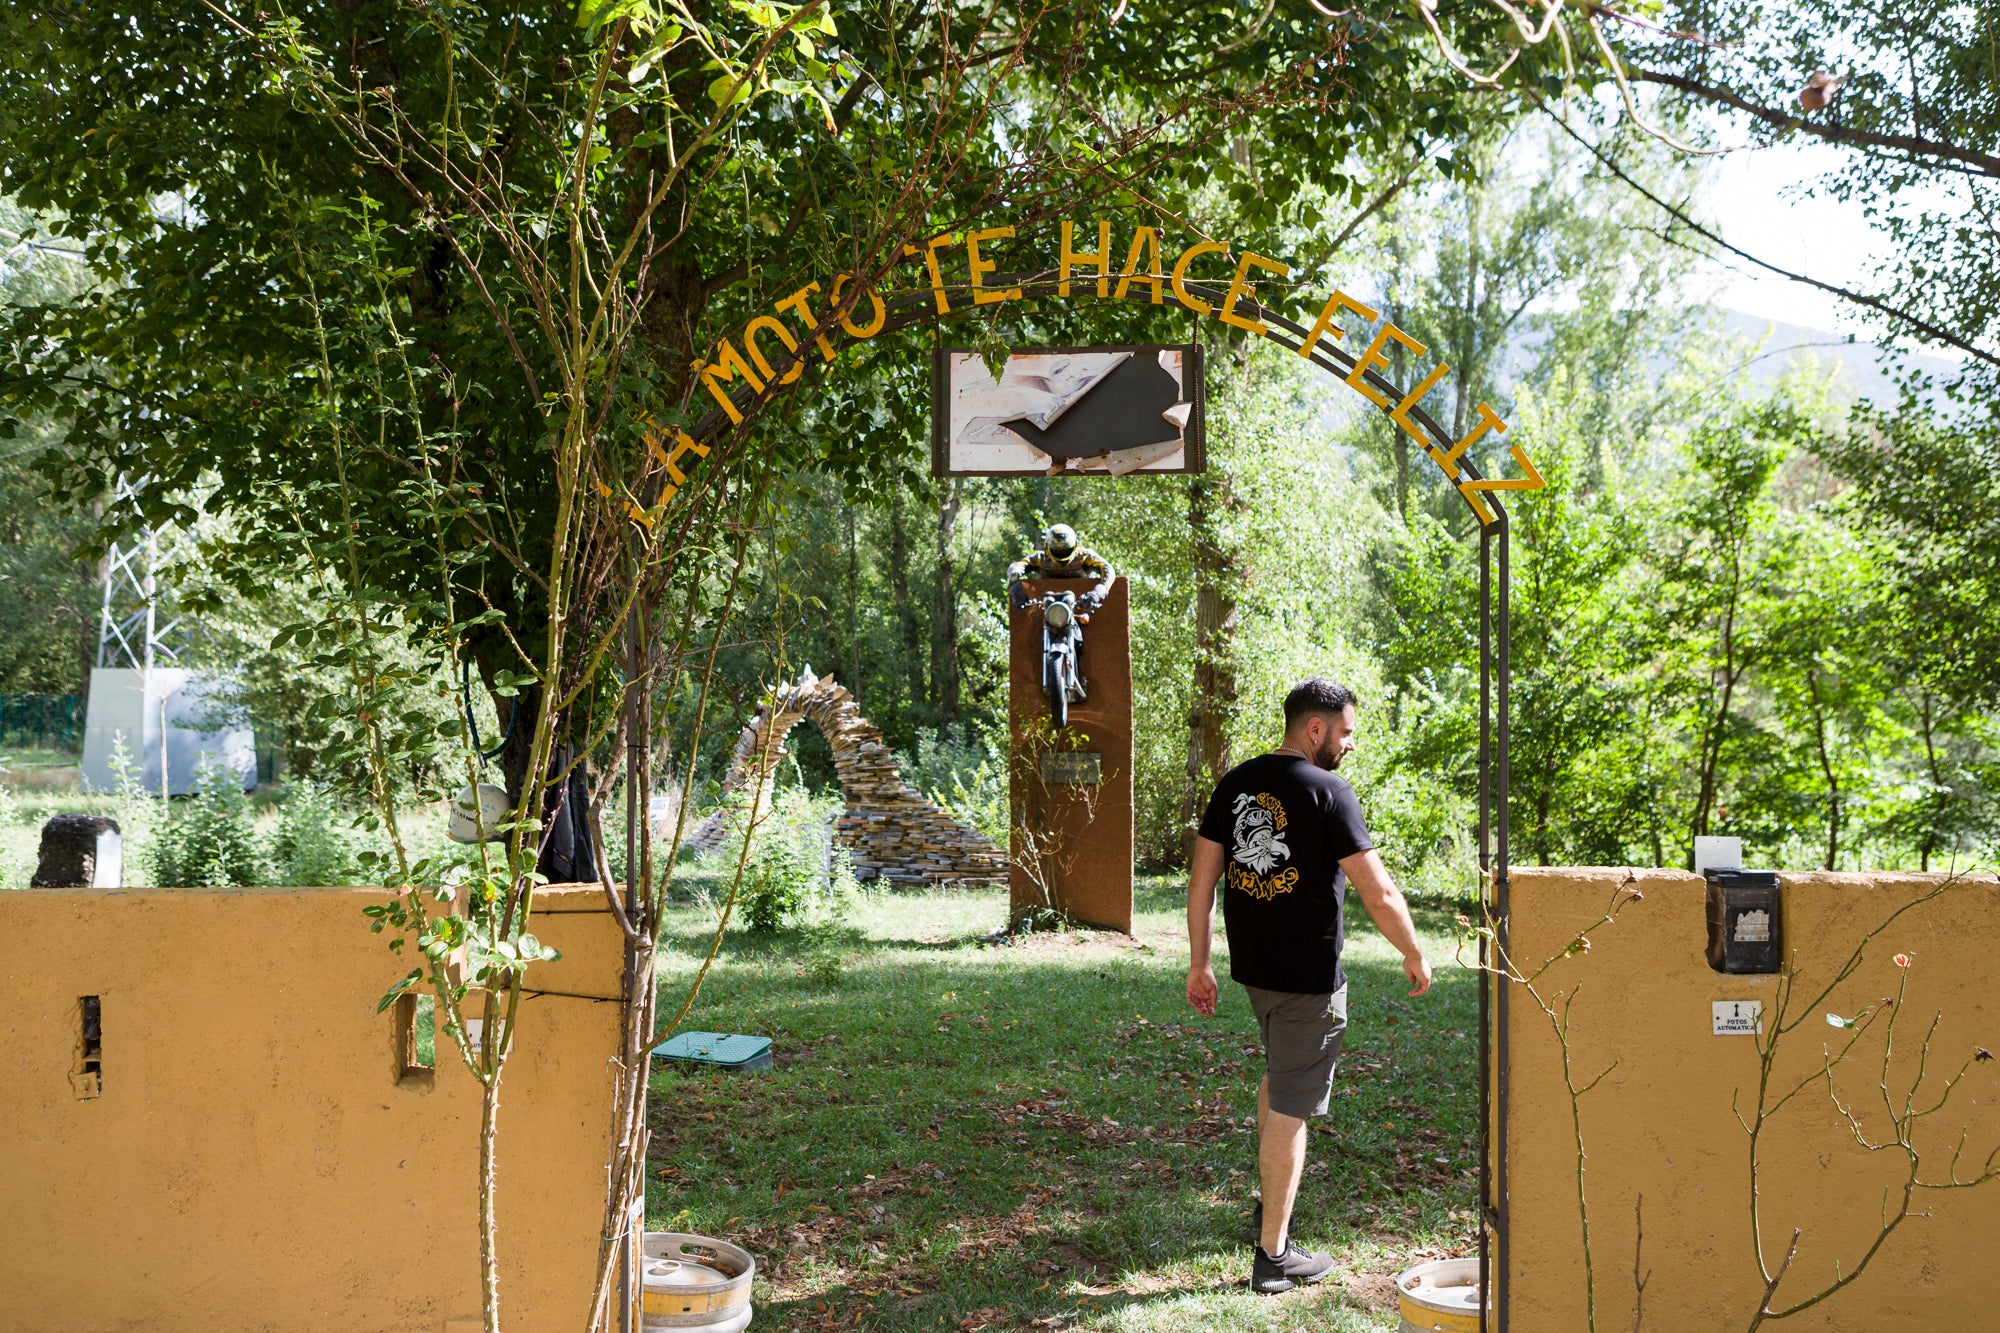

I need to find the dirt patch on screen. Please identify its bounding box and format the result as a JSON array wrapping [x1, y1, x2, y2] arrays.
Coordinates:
[[1344, 1236, 1480, 1311], [982, 927, 1160, 959], [1344, 1267, 1401, 1310]]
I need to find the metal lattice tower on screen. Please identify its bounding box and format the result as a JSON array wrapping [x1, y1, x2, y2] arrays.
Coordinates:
[[95, 477, 182, 671]]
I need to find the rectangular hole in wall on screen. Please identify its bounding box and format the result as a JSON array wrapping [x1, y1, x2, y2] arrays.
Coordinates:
[[72, 995, 102, 1099], [396, 991, 436, 1082]]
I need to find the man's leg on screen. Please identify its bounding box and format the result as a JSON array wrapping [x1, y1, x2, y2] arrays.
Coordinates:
[[1257, 1085, 1308, 1256]]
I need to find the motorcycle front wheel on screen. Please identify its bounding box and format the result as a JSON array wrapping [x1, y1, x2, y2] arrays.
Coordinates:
[[1048, 657, 1069, 729]]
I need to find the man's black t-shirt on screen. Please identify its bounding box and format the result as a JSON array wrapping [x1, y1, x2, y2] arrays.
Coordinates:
[[1197, 752, 1374, 994]]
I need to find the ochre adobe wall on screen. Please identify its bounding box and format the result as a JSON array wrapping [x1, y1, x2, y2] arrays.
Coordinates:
[[1501, 867, 2000, 1329], [0, 883, 622, 1332]]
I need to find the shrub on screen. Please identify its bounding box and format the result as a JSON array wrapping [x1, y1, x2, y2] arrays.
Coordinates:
[[268, 780, 364, 886], [150, 761, 265, 888], [0, 782, 29, 889], [899, 722, 1008, 845], [732, 785, 842, 933]]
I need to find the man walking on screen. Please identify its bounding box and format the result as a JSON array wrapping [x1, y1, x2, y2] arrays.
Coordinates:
[[1184, 677, 1434, 1294]]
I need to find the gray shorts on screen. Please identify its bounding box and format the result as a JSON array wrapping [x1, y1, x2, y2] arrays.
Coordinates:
[[1244, 984, 1349, 1119]]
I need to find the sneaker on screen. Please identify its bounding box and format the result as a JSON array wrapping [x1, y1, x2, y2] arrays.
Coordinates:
[[1252, 1242, 1334, 1294]]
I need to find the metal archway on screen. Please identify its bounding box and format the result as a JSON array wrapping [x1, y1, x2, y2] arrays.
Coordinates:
[[661, 254, 1521, 1331]]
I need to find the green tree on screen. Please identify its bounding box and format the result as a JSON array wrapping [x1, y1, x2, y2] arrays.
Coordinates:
[[1822, 407, 2000, 866], [0, 202, 97, 695]]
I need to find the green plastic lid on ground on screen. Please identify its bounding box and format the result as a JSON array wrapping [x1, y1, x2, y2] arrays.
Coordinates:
[[652, 1031, 774, 1071]]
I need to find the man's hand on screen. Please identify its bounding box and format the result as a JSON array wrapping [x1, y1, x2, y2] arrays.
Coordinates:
[[1403, 952, 1433, 997], [1186, 964, 1219, 1017]]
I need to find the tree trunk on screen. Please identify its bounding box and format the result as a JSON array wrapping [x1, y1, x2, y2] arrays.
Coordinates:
[[1388, 297, 1411, 519], [1691, 554, 1747, 844], [1805, 668, 1841, 870], [846, 505, 862, 700], [889, 494, 920, 713], [1381, 245, 1411, 519], [933, 483, 962, 724], [1533, 788, 1552, 867], [1452, 185, 1482, 442], [479, 1066, 503, 1333], [1916, 689, 1944, 873], [1183, 471, 1240, 863], [1691, 661, 1738, 845]]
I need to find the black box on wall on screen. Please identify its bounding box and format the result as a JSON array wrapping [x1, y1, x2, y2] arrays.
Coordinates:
[[1706, 869, 1783, 974]]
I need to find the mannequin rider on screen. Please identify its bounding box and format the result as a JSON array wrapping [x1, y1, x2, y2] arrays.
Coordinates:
[[1007, 523, 1114, 614]]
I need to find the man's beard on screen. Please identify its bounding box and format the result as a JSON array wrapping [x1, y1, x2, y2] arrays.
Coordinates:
[[1312, 737, 1344, 770]]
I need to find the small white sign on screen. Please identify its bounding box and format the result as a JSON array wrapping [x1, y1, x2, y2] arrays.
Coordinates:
[[1694, 835, 1743, 874], [1713, 1000, 1763, 1036]]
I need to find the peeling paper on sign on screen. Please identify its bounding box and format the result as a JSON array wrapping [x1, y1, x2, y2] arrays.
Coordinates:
[[1011, 352, 1132, 430], [1054, 437, 1186, 476]]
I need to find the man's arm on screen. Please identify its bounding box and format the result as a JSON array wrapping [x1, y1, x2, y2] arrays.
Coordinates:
[[1006, 555, 1033, 610], [1186, 835, 1224, 1017], [1078, 549, 1114, 608], [1340, 849, 1433, 996]]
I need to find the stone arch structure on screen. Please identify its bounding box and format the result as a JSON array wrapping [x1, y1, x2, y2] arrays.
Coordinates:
[[684, 667, 1003, 884]]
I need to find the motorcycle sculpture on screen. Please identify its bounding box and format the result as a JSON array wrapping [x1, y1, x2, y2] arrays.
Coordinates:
[[1006, 525, 1113, 731], [1031, 589, 1088, 729]]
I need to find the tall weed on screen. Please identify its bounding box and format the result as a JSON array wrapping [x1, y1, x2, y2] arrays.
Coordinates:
[[0, 781, 29, 888], [898, 722, 1007, 845], [269, 779, 365, 886], [149, 760, 264, 888], [725, 785, 848, 932]]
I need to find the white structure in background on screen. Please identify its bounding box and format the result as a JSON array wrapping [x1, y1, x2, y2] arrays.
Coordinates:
[[79, 478, 254, 796]]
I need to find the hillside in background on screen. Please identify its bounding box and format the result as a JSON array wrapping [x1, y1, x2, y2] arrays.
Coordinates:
[[1716, 309, 1964, 405]]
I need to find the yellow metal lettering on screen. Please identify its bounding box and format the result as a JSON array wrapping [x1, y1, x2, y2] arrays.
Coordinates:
[[1217, 251, 1291, 336], [773, 282, 837, 362], [696, 339, 763, 424], [1344, 321, 1427, 408], [1388, 361, 1454, 455], [903, 234, 958, 314], [1295, 289, 1378, 360], [742, 315, 804, 386], [1114, 226, 1165, 304], [966, 226, 1022, 305], [829, 272, 887, 339], [1434, 401, 1506, 480], [1170, 240, 1229, 316], [1059, 220, 1112, 298], [665, 430, 710, 486], [1458, 443, 1545, 526]]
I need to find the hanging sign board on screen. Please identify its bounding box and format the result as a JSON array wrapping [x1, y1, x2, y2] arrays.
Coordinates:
[[930, 344, 1204, 477]]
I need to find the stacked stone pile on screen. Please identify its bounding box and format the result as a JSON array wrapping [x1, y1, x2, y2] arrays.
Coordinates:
[[684, 667, 1005, 884]]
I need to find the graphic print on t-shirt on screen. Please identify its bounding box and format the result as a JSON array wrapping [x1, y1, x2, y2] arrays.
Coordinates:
[[1227, 792, 1300, 900]]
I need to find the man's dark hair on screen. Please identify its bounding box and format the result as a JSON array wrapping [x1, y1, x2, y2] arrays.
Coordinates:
[[1283, 677, 1357, 729]]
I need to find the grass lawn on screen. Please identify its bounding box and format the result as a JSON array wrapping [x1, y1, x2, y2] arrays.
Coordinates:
[[647, 875, 1479, 1331]]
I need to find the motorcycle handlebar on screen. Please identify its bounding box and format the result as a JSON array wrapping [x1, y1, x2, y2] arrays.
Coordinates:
[[1027, 594, 1091, 625]]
